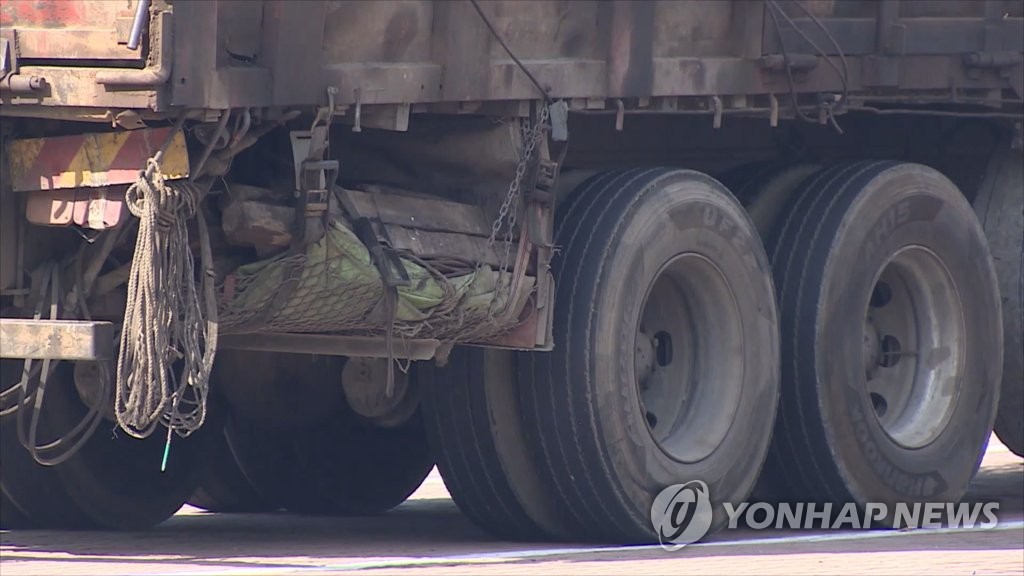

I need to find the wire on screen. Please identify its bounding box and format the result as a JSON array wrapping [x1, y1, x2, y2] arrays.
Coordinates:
[[766, 0, 852, 131], [12, 263, 107, 466], [765, 2, 816, 124], [783, 0, 850, 103], [468, 0, 553, 105]]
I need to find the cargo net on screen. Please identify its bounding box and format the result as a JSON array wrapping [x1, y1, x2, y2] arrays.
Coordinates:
[[218, 108, 547, 341], [217, 217, 533, 341], [218, 109, 546, 342]]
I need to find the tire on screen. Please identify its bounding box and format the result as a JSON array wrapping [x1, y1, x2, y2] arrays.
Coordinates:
[[214, 350, 347, 429], [421, 348, 572, 540], [45, 361, 208, 530], [520, 168, 780, 543], [716, 162, 822, 502], [720, 162, 821, 237], [763, 161, 1002, 520], [227, 406, 434, 516], [1, 358, 205, 530], [0, 360, 92, 529], [292, 413, 433, 515], [221, 416, 295, 511], [974, 146, 1024, 457], [1, 489, 32, 529], [188, 421, 276, 513]]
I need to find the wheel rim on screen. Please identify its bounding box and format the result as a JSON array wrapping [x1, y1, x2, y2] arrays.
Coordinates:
[[863, 245, 965, 449], [635, 253, 744, 463]]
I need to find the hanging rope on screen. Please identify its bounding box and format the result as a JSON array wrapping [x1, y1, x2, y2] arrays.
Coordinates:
[[115, 152, 218, 440]]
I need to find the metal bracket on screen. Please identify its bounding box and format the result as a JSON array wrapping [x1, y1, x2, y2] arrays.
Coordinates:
[[709, 96, 723, 129], [760, 53, 819, 73], [549, 100, 569, 142], [0, 29, 46, 94], [0, 319, 116, 361], [295, 158, 338, 245], [963, 52, 1024, 98], [0, 35, 13, 80], [218, 332, 440, 360], [287, 87, 343, 245]]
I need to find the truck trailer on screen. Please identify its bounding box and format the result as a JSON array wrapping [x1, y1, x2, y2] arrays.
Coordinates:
[[0, 0, 1021, 541]]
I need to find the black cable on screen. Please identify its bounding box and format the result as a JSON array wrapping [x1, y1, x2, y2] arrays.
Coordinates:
[[766, 0, 851, 131], [468, 0, 553, 105], [21, 268, 106, 466], [768, 0, 849, 97], [783, 0, 850, 104], [9, 263, 107, 466], [766, 2, 816, 124]]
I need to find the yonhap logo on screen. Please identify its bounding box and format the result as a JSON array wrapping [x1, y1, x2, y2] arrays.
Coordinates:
[[650, 480, 714, 551], [650, 480, 1001, 552]]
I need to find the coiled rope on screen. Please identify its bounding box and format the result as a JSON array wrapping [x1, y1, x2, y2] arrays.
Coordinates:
[[115, 156, 218, 442]]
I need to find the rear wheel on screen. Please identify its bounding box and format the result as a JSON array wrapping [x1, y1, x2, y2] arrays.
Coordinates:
[[48, 361, 208, 530], [763, 161, 1001, 519], [974, 146, 1024, 457], [1, 360, 93, 529], [520, 168, 780, 543], [720, 162, 821, 236], [225, 355, 434, 516], [228, 413, 433, 516], [421, 348, 571, 540], [1, 488, 32, 528], [214, 350, 346, 428], [0, 359, 204, 530], [188, 421, 275, 513]]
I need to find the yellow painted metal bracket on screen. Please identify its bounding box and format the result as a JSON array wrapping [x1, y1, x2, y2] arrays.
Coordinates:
[[7, 126, 189, 193]]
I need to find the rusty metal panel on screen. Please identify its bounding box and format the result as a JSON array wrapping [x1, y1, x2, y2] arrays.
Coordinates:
[[653, 1, 737, 58], [169, 1, 274, 108], [262, 0, 324, 105], [0, 0, 1022, 112], [7, 127, 188, 192], [605, 1, 656, 97], [481, 1, 605, 61], [431, 0, 491, 101], [13, 29, 139, 60], [0, 0, 142, 61], [324, 1, 434, 63]]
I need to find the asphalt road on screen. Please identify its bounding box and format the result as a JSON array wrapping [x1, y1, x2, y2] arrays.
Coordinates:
[[1, 438, 1021, 576]]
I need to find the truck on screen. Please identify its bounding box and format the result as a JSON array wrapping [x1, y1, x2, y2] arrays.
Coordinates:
[[0, 0, 1021, 541]]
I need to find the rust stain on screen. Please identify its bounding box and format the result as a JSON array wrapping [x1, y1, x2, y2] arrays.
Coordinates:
[[0, 0, 84, 28], [381, 6, 418, 61]]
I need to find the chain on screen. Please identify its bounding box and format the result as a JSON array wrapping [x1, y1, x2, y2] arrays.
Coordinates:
[[479, 105, 549, 323], [485, 105, 550, 277]]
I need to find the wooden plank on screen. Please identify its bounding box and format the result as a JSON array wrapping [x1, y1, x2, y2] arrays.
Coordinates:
[[342, 188, 492, 237], [383, 225, 509, 269]]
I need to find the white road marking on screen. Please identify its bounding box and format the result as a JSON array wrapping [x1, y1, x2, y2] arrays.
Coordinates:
[[162, 519, 1024, 575]]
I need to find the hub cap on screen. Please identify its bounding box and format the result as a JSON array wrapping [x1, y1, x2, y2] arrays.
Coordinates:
[[863, 246, 965, 449], [635, 253, 744, 463]]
